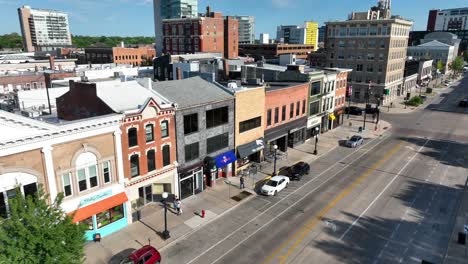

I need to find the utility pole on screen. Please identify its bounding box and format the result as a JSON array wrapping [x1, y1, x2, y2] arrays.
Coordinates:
[[363, 82, 371, 130]]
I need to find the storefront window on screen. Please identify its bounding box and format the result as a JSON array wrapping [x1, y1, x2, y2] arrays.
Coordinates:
[[97, 211, 111, 228], [81, 217, 94, 231], [109, 205, 124, 223]]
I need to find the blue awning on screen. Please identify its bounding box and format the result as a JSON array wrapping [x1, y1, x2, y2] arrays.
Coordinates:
[[214, 151, 237, 169]]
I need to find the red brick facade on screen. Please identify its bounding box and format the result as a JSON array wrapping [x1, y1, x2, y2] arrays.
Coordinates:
[[264, 83, 309, 130], [112, 46, 156, 66], [0, 73, 45, 94], [162, 10, 238, 59], [120, 100, 177, 181], [334, 71, 349, 110]]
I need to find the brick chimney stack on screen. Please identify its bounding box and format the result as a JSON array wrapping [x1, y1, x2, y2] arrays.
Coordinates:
[[48, 56, 55, 70]]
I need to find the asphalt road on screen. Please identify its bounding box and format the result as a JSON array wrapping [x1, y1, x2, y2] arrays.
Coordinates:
[[161, 75, 468, 264]]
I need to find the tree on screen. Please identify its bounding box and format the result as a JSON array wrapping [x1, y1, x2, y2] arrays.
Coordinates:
[[0, 186, 86, 264], [449, 56, 464, 77], [436, 60, 445, 73]]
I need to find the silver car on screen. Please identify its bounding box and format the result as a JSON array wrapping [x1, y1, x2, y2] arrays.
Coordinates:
[[346, 135, 363, 148]]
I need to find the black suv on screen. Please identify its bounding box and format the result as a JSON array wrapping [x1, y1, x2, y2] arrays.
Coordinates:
[[287, 162, 310, 180]]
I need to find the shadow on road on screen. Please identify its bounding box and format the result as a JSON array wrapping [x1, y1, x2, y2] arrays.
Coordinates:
[[313, 179, 464, 264]]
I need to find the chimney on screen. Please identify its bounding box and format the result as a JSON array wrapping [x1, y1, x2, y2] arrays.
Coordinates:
[[176, 67, 182, 80], [49, 56, 55, 70], [206, 6, 211, 16], [223, 59, 230, 80]]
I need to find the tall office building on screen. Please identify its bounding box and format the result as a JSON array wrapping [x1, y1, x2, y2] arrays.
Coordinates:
[[427, 7, 468, 31], [154, 0, 198, 54], [18, 6, 72, 52], [231, 16, 255, 44], [276, 25, 306, 44], [276, 21, 319, 50], [260, 33, 270, 44], [305, 21, 319, 51], [326, 0, 413, 104]]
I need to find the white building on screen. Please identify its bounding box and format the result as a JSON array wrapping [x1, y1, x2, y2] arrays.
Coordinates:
[[260, 33, 269, 44], [432, 7, 468, 31], [18, 6, 72, 52], [407, 40, 455, 73], [276, 25, 306, 44], [231, 16, 255, 44]]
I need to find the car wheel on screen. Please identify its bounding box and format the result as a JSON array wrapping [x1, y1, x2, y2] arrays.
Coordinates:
[[274, 190, 277, 196], [306, 169, 310, 175]]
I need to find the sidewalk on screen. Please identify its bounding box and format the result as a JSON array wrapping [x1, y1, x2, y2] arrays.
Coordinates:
[[84, 118, 391, 263], [84, 178, 256, 264]]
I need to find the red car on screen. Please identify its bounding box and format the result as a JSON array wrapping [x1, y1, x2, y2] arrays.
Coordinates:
[[120, 245, 161, 264]]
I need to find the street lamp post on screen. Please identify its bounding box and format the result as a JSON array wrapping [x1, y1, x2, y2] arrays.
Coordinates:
[[347, 85, 353, 119], [313, 127, 319, 155], [272, 144, 278, 176], [161, 192, 170, 240], [363, 82, 372, 130]]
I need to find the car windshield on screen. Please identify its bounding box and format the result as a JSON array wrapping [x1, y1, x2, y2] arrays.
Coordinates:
[[350, 136, 360, 142], [265, 180, 278, 187], [292, 165, 302, 173], [119, 258, 134, 264]]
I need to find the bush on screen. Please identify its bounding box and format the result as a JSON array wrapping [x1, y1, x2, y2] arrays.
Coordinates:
[[406, 96, 423, 106]]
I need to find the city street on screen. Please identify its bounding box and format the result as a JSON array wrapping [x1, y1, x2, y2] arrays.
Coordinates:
[[160, 75, 468, 264]]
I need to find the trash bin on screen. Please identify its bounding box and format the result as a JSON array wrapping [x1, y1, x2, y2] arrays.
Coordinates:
[[358, 126, 363, 133]]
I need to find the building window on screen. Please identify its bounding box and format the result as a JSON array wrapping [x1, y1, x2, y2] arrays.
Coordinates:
[[207, 133, 229, 154], [302, 100, 306, 114], [147, 150, 156, 172], [267, 109, 272, 126], [206, 106, 228, 128], [296, 101, 300, 116], [311, 82, 321, 96], [76, 152, 99, 192], [239, 116, 261, 133], [309, 101, 320, 115], [96, 204, 124, 229], [130, 155, 140, 177], [128, 128, 138, 147], [145, 124, 154, 142], [282, 105, 286, 121], [274, 107, 279, 124], [290, 103, 294, 118], [161, 120, 169, 138], [162, 145, 171, 166], [103, 161, 111, 184], [62, 173, 72, 197], [185, 142, 199, 162], [183, 113, 198, 135]]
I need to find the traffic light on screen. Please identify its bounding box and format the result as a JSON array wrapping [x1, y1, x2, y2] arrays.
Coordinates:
[[384, 89, 390, 95]]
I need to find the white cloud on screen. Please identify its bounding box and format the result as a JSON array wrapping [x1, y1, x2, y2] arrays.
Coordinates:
[[272, 0, 295, 8]]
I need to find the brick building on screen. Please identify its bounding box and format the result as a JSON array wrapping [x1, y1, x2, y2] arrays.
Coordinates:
[[327, 68, 351, 128], [239, 43, 315, 60], [0, 72, 46, 95], [264, 82, 309, 152], [162, 7, 239, 59], [84, 46, 156, 66], [0, 110, 128, 241], [56, 79, 179, 217]]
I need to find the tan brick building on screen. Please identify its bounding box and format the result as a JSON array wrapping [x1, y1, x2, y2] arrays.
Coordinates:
[[231, 85, 265, 174], [0, 110, 128, 241], [325, 3, 413, 104]]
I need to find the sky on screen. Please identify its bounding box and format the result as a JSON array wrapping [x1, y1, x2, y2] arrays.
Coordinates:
[[0, 0, 467, 37]]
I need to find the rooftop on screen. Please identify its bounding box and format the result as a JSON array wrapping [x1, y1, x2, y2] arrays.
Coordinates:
[[151, 76, 233, 109], [417, 40, 451, 47]]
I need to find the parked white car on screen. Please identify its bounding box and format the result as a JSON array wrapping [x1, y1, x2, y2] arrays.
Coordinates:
[[261, 176, 290, 196]]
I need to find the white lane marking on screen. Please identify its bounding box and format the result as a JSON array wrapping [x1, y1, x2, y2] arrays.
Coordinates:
[[339, 139, 431, 241], [189, 136, 392, 264]]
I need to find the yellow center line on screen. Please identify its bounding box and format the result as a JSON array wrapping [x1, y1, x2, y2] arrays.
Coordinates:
[[262, 142, 403, 264]]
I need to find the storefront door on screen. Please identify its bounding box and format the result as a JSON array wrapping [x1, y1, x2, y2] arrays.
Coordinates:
[[138, 185, 153, 205], [180, 176, 194, 200]]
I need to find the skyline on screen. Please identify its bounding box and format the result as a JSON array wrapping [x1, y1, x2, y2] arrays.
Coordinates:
[[0, 0, 467, 37]]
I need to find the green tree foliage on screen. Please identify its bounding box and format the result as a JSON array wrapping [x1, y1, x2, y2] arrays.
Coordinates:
[[407, 96, 423, 106], [449, 56, 464, 74], [0, 186, 87, 264], [436, 60, 445, 73], [0, 33, 23, 50], [0, 33, 154, 49], [72, 35, 155, 48]]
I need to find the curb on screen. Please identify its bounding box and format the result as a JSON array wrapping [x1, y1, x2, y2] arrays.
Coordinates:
[[255, 175, 272, 186], [159, 190, 257, 252]]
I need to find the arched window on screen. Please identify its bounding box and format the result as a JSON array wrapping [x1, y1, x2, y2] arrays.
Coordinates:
[[161, 121, 169, 138], [0, 172, 38, 218], [145, 124, 154, 142], [130, 154, 140, 177], [162, 145, 170, 167], [147, 150, 156, 172], [128, 128, 138, 147], [76, 152, 98, 192]]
